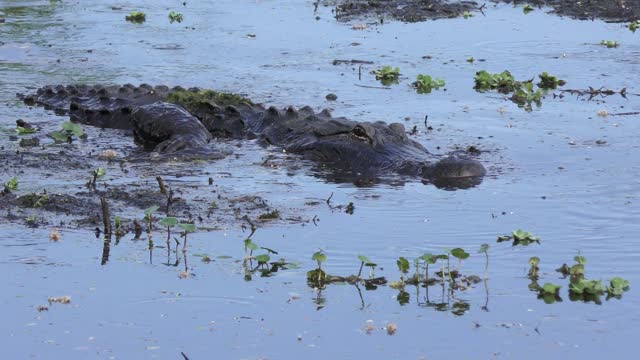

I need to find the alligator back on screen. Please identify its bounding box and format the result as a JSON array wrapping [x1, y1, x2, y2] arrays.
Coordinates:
[[20, 84, 175, 129]]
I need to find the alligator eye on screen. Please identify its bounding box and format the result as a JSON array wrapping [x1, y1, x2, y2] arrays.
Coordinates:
[[351, 126, 370, 142]]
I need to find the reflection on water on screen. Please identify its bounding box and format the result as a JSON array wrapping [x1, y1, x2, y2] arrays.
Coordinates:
[[1, 1, 640, 359]]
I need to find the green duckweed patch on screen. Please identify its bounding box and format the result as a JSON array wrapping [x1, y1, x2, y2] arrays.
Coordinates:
[[167, 89, 254, 108]]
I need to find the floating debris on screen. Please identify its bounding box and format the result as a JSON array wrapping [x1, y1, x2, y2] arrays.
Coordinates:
[[48, 296, 71, 304]]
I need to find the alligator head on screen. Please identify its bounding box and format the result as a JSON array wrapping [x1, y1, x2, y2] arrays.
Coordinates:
[[250, 106, 486, 188]]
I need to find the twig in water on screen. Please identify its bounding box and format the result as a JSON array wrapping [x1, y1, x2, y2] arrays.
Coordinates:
[[156, 176, 166, 194], [478, 3, 487, 16], [100, 197, 111, 235], [166, 189, 173, 216], [242, 215, 257, 238], [354, 84, 390, 90]]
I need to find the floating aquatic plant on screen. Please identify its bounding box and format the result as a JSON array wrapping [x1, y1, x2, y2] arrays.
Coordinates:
[[3, 177, 18, 193], [125, 11, 146, 23], [372, 66, 400, 85], [497, 229, 540, 246], [473, 70, 518, 93], [537, 72, 566, 89], [168, 11, 183, 23], [523, 4, 534, 14], [599, 40, 619, 48], [49, 121, 83, 143], [413, 74, 445, 94]]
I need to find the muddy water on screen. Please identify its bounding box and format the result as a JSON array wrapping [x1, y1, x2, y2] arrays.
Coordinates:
[[1, 1, 639, 359]]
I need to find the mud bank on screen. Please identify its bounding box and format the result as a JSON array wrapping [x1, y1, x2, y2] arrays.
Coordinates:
[[329, 0, 640, 22]]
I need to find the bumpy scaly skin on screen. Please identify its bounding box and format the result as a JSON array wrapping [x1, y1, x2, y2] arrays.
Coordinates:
[[19, 84, 486, 187]]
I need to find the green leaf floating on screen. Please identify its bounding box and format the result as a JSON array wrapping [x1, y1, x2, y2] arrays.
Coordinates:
[[61, 121, 83, 137], [159, 217, 178, 227], [254, 254, 270, 265], [178, 223, 196, 232], [451, 248, 470, 260], [312, 251, 327, 264], [396, 257, 410, 273], [144, 205, 160, 217]]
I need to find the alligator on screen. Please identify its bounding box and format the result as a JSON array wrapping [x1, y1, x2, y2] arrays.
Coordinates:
[[19, 84, 486, 188]]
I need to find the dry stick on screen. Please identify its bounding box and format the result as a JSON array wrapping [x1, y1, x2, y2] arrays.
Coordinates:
[[354, 84, 390, 90], [90, 171, 98, 190], [156, 176, 166, 194], [101, 234, 111, 266], [100, 197, 111, 235], [611, 111, 640, 116], [182, 231, 188, 255], [166, 225, 172, 258], [166, 189, 173, 216], [326, 192, 333, 205]]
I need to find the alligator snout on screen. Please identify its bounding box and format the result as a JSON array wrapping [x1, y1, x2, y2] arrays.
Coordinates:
[[427, 157, 487, 179]]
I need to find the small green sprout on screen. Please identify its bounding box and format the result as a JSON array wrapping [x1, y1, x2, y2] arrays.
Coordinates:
[[244, 238, 259, 258], [125, 11, 146, 23], [357, 255, 372, 279], [478, 244, 489, 279], [311, 250, 327, 284], [312, 250, 327, 269], [159, 217, 178, 250], [143, 205, 159, 233], [396, 257, 410, 284], [168, 11, 183, 23], [372, 66, 400, 85], [419, 253, 437, 281], [114, 217, 124, 237], [523, 4, 534, 14], [178, 222, 196, 253], [599, 40, 619, 48], [528, 256, 540, 278], [629, 20, 640, 32], [462, 11, 474, 19], [466, 57, 474, 63], [413, 74, 445, 94]]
